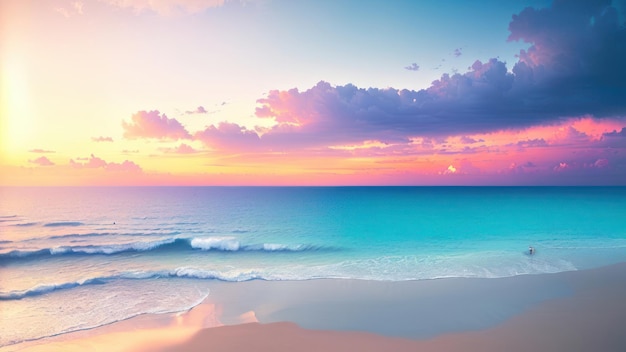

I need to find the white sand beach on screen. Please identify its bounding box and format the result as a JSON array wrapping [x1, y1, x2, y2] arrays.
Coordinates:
[[6, 262, 626, 352]]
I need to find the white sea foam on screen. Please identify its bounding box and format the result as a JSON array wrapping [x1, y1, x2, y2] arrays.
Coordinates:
[[49, 246, 71, 255], [0, 237, 324, 260], [190, 237, 241, 251]]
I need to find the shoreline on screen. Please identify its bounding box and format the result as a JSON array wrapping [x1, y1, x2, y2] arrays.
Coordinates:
[[4, 262, 626, 351]]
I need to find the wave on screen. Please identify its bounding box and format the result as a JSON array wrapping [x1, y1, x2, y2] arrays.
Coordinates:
[[13, 222, 39, 227], [0, 237, 330, 261], [43, 221, 84, 227], [0, 278, 108, 300], [0, 268, 280, 300], [0, 215, 19, 223]]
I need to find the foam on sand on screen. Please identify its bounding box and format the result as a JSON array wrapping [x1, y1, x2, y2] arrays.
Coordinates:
[[6, 262, 626, 352]]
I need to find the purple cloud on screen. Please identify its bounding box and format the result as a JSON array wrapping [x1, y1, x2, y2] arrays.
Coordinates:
[[460, 136, 484, 144], [453, 48, 462, 57], [29, 156, 54, 166], [194, 122, 261, 151], [604, 127, 626, 137], [122, 110, 191, 140], [516, 138, 548, 148], [232, 0, 626, 154], [507, 0, 626, 115], [185, 106, 208, 115]]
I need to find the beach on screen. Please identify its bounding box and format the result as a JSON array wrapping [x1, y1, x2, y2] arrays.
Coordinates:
[[6, 262, 626, 352]]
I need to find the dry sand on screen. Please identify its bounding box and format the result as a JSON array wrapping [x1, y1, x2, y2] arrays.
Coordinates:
[[5, 262, 626, 352]]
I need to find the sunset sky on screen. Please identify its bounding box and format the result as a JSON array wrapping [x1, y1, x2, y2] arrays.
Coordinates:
[[1, 0, 626, 185]]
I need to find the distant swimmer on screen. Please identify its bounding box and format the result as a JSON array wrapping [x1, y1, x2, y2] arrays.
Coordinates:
[[528, 246, 535, 255]]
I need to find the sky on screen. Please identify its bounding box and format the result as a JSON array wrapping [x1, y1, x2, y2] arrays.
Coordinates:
[[1, 0, 626, 186]]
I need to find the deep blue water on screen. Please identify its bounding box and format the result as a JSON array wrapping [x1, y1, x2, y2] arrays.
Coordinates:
[[1, 186, 625, 346]]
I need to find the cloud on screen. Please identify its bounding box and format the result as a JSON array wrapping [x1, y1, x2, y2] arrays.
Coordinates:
[[100, 0, 226, 15], [460, 136, 483, 144], [29, 149, 55, 154], [70, 154, 141, 172], [91, 0, 626, 185], [225, 0, 626, 155], [70, 154, 107, 168], [253, 77, 527, 147], [162, 143, 200, 154], [92, 136, 114, 142], [404, 63, 420, 71], [594, 158, 610, 168], [29, 156, 55, 166], [122, 110, 191, 140], [55, 1, 84, 17], [604, 127, 626, 137], [185, 106, 208, 115], [507, 0, 626, 115], [105, 160, 142, 172], [516, 138, 548, 148], [194, 122, 260, 151]]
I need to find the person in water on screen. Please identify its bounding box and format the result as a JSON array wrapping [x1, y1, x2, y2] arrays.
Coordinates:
[[529, 246, 535, 255]]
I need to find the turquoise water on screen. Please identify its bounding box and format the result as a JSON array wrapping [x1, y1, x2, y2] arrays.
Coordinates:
[[1, 187, 625, 346]]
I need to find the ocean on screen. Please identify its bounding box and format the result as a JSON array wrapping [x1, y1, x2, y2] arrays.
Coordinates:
[[1, 186, 625, 347]]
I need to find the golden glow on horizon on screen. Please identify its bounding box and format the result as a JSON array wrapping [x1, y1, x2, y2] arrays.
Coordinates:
[[0, 116, 623, 186]]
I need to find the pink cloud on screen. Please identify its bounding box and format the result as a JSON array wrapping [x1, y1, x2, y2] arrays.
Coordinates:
[[122, 110, 191, 140], [29, 156, 55, 166], [28, 149, 55, 154], [105, 160, 142, 172], [194, 122, 261, 151], [70, 154, 107, 168], [70, 154, 141, 172], [162, 143, 200, 154]]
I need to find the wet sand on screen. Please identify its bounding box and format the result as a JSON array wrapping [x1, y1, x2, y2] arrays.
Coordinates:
[[6, 262, 626, 352]]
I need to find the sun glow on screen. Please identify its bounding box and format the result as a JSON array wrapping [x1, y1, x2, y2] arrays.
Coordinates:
[[1, 56, 34, 161]]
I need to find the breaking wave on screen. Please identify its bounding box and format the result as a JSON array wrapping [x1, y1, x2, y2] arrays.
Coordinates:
[[0, 267, 290, 300], [0, 237, 330, 261]]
